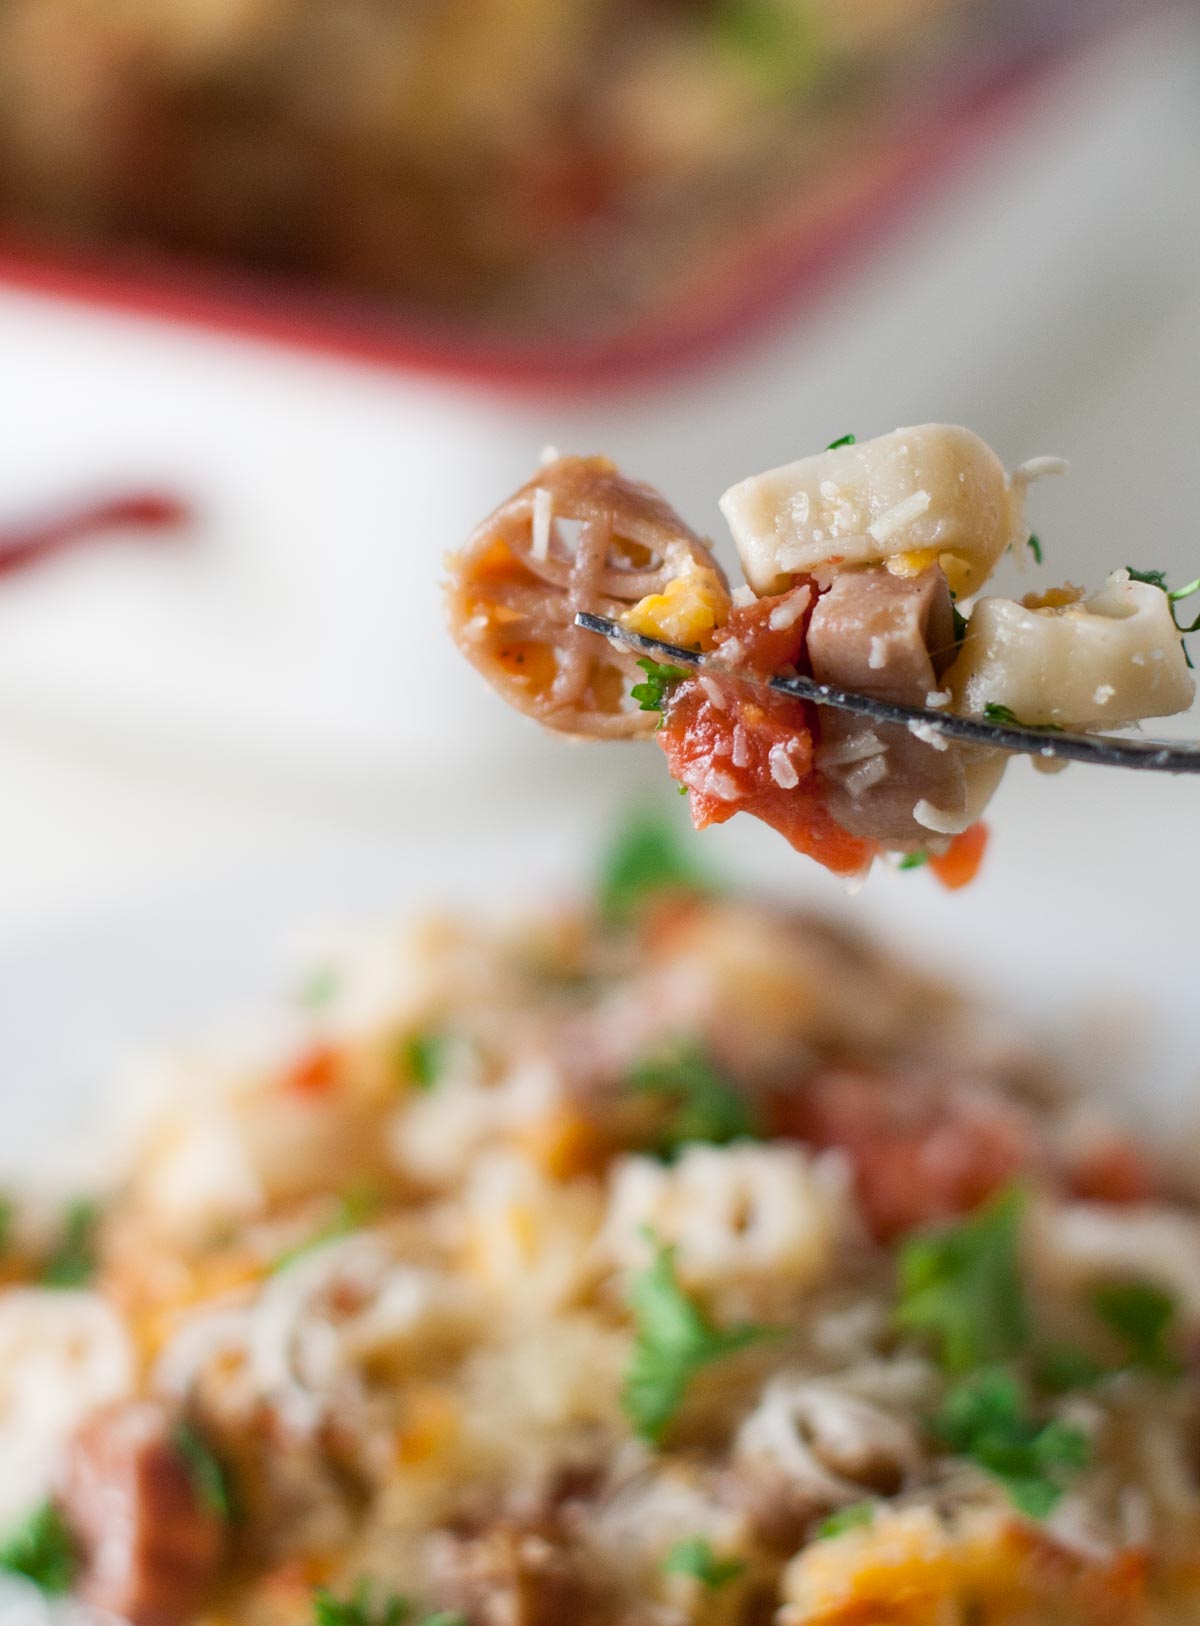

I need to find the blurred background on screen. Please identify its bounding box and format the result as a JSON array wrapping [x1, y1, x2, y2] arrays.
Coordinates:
[[0, 0, 1197, 1172]]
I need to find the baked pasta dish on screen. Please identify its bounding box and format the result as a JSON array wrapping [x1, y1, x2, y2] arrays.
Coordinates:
[[447, 426, 1197, 881], [0, 0, 1090, 329], [3, 822, 1200, 1626]]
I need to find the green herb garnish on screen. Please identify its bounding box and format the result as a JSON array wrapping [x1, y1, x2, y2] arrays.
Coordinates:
[[623, 1236, 771, 1442], [401, 1030, 453, 1090], [1026, 534, 1043, 565], [0, 1503, 77, 1594], [273, 1183, 380, 1273], [1092, 1281, 1181, 1378], [896, 1189, 1027, 1374], [312, 1582, 409, 1626], [826, 434, 857, 451], [628, 1039, 755, 1155], [663, 1536, 746, 1589], [815, 1502, 876, 1540], [711, 0, 824, 93], [932, 1368, 1090, 1518], [596, 808, 712, 927], [982, 703, 1063, 733], [312, 1586, 464, 1626], [1125, 567, 1200, 628], [41, 1199, 99, 1289], [1033, 1343, 1107, 1396], [897, 852, 929, 871], [631, 657, 691, 721], [1125, 567, 1200, 667], [174, 1421, 235, 1521]]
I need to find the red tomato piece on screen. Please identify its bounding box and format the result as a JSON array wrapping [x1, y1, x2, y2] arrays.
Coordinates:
[[929, 822, 989, 891], [772, 1070, 1044, 1242]]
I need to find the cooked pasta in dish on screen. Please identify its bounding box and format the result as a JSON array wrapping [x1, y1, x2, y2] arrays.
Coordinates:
[[4, 821, 1200, 1626], [447, 427, 1196, 880]]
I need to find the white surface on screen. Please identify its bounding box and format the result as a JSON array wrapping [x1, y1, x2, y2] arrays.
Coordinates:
[[0, 12, 1198, 1167]]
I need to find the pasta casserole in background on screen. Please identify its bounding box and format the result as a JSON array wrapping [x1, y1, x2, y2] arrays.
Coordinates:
[[1, 816, 1200, 1626]]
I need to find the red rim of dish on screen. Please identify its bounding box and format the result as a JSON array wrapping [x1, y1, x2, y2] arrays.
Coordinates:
[[0, 36, 1099, 396]]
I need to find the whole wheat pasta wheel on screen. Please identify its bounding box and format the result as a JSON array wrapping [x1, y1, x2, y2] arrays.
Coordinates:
[[446, 455, 728, 738]]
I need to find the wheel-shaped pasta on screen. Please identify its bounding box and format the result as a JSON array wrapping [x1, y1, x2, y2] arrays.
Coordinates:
[[720, 425, 1027, 599], [946, 573, 1196, 728], [446, 455, 729, 738]]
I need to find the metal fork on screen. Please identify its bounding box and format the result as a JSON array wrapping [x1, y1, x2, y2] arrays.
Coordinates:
[[575, 612, 1200, 773]]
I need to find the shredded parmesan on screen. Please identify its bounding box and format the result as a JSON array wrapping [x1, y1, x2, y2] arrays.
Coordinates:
[[768, 586, 813, 631], [818, 730, 885, 768], [1010, 455, 1070, 486], [925, 689, 951, 709], [867, 636, 887, 670], [731, 725, 750, 769], [843, 754, 889, 798], [531, 487, 553, 561], [868, 489, 931, 544], [912, 798, 970, 835], [731, 585, 757, 608], [907, 719, 949, 751], [769, 743, 800, 790], [700, 676, 728, 710]]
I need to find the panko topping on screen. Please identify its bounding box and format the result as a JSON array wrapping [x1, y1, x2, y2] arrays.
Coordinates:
[[2, 816, 1200, 1626]]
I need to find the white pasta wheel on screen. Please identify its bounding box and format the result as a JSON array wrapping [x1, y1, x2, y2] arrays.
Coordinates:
[[946, 573, 1195, 728], [0, 1290, 134, 1528], [720, 425, 1024, 598], [735, 1371, 925, 1506], [604, 1143, 849, 1316], [446, 455, 728, 738]]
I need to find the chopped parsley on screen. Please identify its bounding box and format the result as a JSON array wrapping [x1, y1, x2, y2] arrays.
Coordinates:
[[596, 807, 712, 926], [982, 702, 1063, 733], [313, 1584, 405, 1626], [826, 434, 856, 451], [0, 1503, 77, 1594], [1033, 1343, 1107, 1396], [631, 657, 691, 721], [628, 1038, 755, 1155], [1125, 566, 1200, 666], [815, 1502, 875, 1540], [1026, 533, 1043, 565], [711, 0, 824, 93], [40, 1199, 99, 1289], [896, 1189, 1027, 1374], [1092, 1280, 1181, 1378], [663, 1536, 746, 1589], [401, 1030, 453, 1090], [897, 851, 929, 872], [273, 1183, 380, 1273], [932, 1368, 1090, 1519], [312, 1588, 464, 1626], [623, 1235, 771, 1442], [173, 1421, 235, 1521], [1032, 1283, 1181, 1393]]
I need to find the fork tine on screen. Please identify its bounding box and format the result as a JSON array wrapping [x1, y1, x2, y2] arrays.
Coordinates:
[[574, 611, 1200, 774]]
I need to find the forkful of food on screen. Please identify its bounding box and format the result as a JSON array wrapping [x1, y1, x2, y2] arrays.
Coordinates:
[[445, 426, 1199, 886]]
